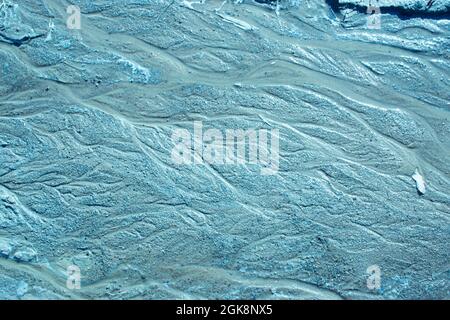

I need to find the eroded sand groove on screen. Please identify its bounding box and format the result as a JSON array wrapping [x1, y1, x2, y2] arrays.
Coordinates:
[[0, 0, 449, 299]]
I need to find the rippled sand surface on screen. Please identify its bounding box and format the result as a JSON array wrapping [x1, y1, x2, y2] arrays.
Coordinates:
[[0, 0, 449, 299]]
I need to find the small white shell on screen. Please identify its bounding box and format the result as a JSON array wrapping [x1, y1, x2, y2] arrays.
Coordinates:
[[412, 169, 426, 195]]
